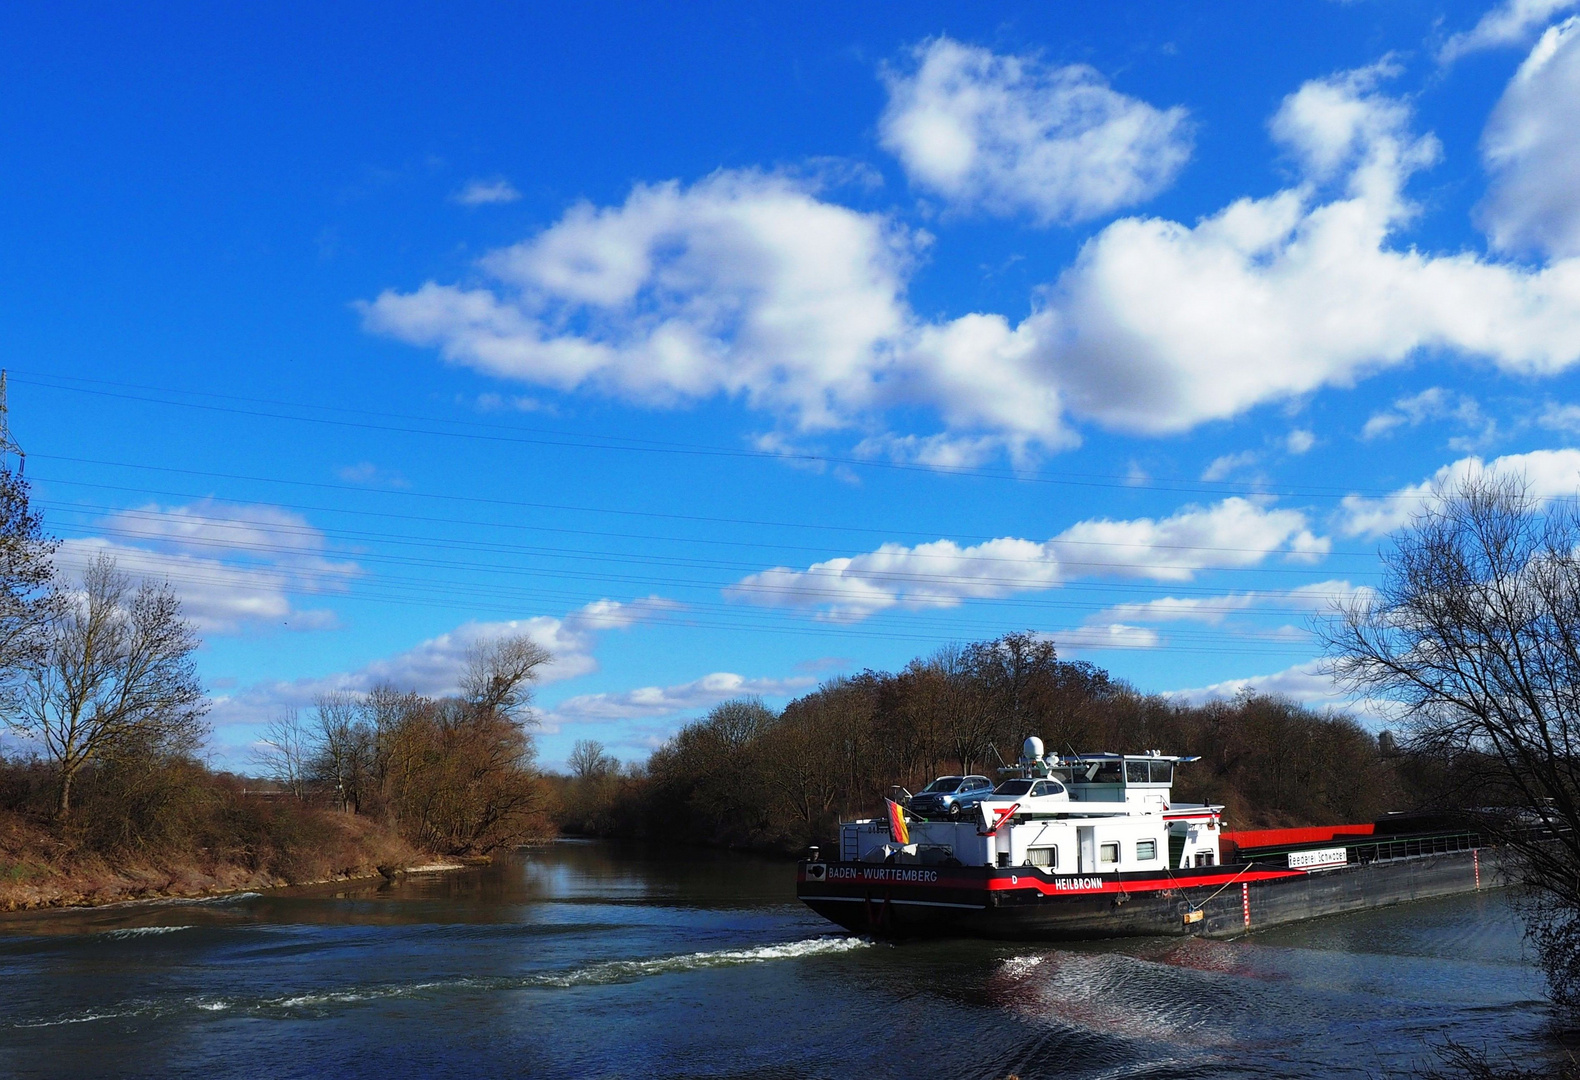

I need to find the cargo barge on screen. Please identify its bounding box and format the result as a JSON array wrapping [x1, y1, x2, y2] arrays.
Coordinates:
[[796, 741, 1488, 940]]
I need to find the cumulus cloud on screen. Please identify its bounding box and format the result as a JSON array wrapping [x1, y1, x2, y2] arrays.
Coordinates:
[[1035, 63, 1580, 434], [878, 37, 1192, 224], [539, 671, 815, 727], [1479, 18, 1580, 258], [56, 501, 360, 634], [1286, 429, 1316, 454], [1335, 447, 1580, 537], [1168, 659, 1347, 708], [208, 596, 675, 728], [1438, 0, 1577, 63], [366, 63, 1580, 456], [727, 497, 1327, 621], [454, 177, 522, 205]]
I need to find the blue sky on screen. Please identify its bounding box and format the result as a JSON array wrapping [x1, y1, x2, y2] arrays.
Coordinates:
[[9, 1, 1580, 769]]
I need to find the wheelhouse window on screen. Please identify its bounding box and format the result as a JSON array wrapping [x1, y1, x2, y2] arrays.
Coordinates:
[[1137, 839, 1158, 861], [1125, 761, 1149, 784], [1027, 847, 1057, 868], [1150, 761, 1174, 784], [1099, 842, 1120, 865]]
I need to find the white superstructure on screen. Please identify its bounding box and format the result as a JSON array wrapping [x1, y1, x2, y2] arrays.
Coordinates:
[[841, 741, 1224, 876]]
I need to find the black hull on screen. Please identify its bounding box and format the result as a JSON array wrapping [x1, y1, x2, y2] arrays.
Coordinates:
[[797, 848, 1490, 940]]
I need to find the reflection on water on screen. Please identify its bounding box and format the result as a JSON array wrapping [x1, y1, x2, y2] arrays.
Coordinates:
[[0, 840, 1555, 1079]]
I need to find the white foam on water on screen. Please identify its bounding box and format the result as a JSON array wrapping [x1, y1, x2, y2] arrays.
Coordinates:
[[534, 935, 871, 988], [12, 1007, 150, 1029], [100, 925, 194, 940], [184, 892, 262, 906]]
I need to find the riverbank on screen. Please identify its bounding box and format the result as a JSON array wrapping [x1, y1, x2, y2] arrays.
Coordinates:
[[0, 808, 464, 911]]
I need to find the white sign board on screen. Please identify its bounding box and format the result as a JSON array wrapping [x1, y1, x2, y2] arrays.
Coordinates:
[[1288, 847, 1348, 871]]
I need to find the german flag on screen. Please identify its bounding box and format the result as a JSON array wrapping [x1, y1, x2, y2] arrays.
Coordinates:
[[885, 799, 910, 846]]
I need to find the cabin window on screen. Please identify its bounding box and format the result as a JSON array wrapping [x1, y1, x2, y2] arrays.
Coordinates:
[[1194, 851, 1215, 867], [1027, 847, 1057, 868], [1125, 761, 1149, 784], [1136, 839, 1157, 861], [1099, 842, 1120, 865], [1091, 762, 1123, 784], [1150, 761, 1174, 784]]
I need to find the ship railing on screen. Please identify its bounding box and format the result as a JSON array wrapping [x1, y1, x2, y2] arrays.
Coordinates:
[[1346, 831, 1481, 865], [1235, 829, 1482, 868]]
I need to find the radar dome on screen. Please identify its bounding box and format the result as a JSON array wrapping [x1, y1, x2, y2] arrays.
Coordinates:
[[1022, 737, 1045, 761]]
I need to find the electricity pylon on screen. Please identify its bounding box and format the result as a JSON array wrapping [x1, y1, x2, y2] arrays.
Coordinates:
[[0, 370, 24, 473]]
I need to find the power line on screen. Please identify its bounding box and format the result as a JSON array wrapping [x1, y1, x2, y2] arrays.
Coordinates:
[[13, 369, 1430, 500], [33, 483, 1384, 565]]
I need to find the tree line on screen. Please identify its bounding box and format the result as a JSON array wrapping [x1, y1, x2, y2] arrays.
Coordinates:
[[0, 465, 553, 904], [553, 636, 1411, 852]]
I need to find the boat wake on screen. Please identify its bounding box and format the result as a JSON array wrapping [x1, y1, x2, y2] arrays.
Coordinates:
[[5, 935, 871, 1027]]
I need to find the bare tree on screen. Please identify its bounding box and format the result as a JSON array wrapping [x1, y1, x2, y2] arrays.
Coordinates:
[[310, 692, 375, 813], [255, 708, 311, 799], [10, 555, 207, 818], [0, 465, 59, 701], [568, 739, 616, 781], [461, 635, 551, 720], [1323, 474, 1580, 1008]]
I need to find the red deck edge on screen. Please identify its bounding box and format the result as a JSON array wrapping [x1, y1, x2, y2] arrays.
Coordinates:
[[1222, 823, 1375, 849]]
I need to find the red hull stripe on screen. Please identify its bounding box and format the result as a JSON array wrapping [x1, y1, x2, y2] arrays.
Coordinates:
[[799, 865, 1305, 894], [982, 868, 1301, 895], [1223, 823, 1375, 848]]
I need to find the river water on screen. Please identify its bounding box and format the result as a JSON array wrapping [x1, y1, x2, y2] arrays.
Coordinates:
[[0, 841, 1557, 1079]]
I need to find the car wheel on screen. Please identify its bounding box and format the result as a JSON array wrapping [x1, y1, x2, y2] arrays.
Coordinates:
[[948, 803, 961, 819]]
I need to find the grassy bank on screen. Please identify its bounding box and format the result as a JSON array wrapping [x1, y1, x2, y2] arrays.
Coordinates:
[[0, 799, 428, 911]]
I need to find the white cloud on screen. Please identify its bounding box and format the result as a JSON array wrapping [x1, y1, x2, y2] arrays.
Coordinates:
[[56, 501, 360, 634], [1050, 623, 1161, 652], [1538, 401, 1580, 433], [1360, 387, 1488, 442], [878, 37, 1192, 224], [1335, 447, 1580, 537], [1201, 450, 1260, 482], [539, 671, 815, 727], [1479, 17, 1580, 258], [1286, 429, 1316, 455], [1168, 659, 1344, 707], [1100, 593, 1261, 626], [366, 64, 1580, 456], [1035, 63, 1580, 435], [1097, 580, 1368, 626], [1170, 659, 1403, 724], [728, 497, 1327, 621], [1438, 0, 1577, 63], [207, 596, 675, 728], [454, 178, 522, 206]]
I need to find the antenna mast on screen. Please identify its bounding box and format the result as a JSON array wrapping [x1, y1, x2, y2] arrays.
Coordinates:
[[0, 370, 24, 474]]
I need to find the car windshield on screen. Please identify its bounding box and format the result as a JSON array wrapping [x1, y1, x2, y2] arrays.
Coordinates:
[[994, 780, 1034, 796], [920, 776, 965, 794]]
